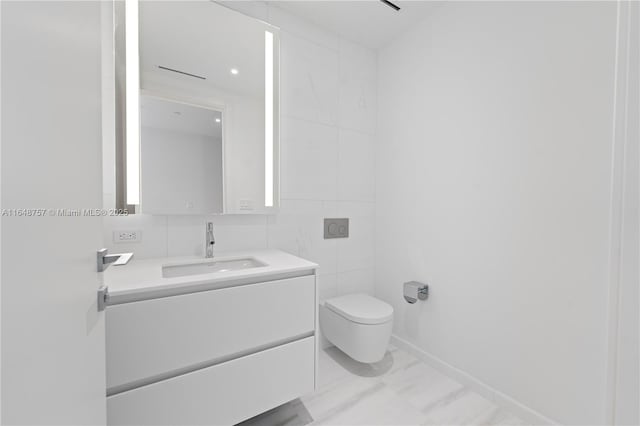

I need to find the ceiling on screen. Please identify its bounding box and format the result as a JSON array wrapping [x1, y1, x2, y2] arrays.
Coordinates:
[[272, 1, 441, 49]]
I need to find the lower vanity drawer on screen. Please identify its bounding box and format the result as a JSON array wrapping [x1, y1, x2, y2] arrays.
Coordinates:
[[107, 337, 315, 426], [106, 274, 315, 391]]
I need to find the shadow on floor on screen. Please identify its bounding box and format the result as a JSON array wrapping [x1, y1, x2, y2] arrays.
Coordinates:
[[237, 399, 314, 426], [324, 345, 394, 378]]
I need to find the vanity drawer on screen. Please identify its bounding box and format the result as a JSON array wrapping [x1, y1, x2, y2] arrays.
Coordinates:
[[107, 337, 315, 426], [106, 275, 315, 391]]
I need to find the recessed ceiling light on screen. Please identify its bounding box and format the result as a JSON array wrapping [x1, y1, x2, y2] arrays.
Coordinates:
[[230, 68, 239, 75], [215, 118, 221, 123]]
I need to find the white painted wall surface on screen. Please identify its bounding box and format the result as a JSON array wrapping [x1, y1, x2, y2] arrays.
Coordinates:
[[610, 2, 639, 424], [103, 3, 377, 307], [375, 3, 618, 424]]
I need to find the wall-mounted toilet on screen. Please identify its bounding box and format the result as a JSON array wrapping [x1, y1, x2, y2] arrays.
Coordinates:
[[320, 293, 394, 363]]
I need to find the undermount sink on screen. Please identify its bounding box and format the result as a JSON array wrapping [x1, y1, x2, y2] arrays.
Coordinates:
[[162, 258, 267, 278]]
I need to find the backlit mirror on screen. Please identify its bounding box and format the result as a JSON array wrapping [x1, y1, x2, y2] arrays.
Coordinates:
[[113, 1, 280, 214]]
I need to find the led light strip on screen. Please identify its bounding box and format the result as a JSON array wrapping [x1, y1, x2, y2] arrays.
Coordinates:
[[125, 0, 140, 205], [265, 31, 274, 207]]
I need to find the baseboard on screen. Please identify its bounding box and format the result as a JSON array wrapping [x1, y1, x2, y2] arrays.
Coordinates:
[[390, 335, 559, 426]]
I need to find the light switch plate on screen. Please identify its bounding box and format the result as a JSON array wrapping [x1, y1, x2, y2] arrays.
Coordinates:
[[324, 218, 349, 239]]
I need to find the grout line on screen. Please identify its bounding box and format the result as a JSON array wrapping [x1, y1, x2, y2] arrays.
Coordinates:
[[163, 215, 169, 258], [280, 197, 376, 205]]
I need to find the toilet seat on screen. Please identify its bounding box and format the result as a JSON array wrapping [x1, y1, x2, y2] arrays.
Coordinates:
[[324, 294, 393, 325]]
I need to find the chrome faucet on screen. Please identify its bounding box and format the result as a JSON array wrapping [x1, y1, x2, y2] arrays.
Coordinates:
[[206, 222, 215, 258]]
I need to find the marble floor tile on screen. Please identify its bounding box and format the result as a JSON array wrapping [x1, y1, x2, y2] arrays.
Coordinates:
[[315, 347, 365, 388], [240, 345, 524, 426], [420, 389, 499, 426], [473, 408, 527, 426], [312, 386, 427, 426], [302, 375, 382, 421]]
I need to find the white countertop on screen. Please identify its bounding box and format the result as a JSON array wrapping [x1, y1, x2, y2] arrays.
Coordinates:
[[104, 249, 318, 304]]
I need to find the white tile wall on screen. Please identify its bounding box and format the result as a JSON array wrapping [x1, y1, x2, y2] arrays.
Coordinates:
[[338, 39, 378, 134], [281, 32, 339, 126], [336, 201, 375, 272], [338, 129, 375, 201], [103, 3, 377, 314], [280, 118, 338, 201], [267, 199, 338, 276]]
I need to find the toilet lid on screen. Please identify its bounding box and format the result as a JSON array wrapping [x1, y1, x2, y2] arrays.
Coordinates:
[[325, 294, 394, 325]]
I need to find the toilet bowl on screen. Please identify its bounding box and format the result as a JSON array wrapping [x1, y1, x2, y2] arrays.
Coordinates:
[[320, 293, 394, 363]]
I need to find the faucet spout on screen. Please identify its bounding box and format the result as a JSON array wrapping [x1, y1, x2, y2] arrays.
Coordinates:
[[206, 222, 215, 258]]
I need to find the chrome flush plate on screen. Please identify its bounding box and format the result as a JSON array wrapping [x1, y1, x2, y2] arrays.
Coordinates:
[[324, 218, 349, 239]]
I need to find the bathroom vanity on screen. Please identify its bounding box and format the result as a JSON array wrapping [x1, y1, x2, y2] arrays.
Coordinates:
[[104, 250, 318, 425], [102, 3, 309, 423]]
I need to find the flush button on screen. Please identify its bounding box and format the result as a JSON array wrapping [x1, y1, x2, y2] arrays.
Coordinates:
[[324, 218, 349, 239]]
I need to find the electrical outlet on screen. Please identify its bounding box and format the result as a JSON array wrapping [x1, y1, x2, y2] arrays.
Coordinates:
[[239, 199, 254, 211], [113, 230, 141, 243]]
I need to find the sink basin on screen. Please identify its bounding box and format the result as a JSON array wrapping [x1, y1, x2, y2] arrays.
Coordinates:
[[162, 258, 267, 278]]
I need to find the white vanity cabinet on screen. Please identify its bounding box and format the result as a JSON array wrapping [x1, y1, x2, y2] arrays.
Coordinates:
[[104, 250, 318, 426]]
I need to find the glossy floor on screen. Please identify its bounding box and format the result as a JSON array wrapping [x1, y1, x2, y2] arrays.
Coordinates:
[[241, 345, 525, 425]]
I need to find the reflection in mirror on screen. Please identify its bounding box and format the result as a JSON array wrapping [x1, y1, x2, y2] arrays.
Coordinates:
[[112, 1, 280, 215], [140, 96, 223, 215]]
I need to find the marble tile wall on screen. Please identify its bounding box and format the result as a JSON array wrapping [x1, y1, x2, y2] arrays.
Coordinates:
[[103, 3, 377, 310]]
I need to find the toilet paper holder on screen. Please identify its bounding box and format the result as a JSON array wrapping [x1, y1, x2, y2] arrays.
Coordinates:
[[404, 281, 429, 304]]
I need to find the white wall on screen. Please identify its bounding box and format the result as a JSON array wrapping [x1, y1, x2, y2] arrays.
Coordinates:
[[610, 2, 639, 424], [376, 2, 618, 425], [103, 3, 377, 307]]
